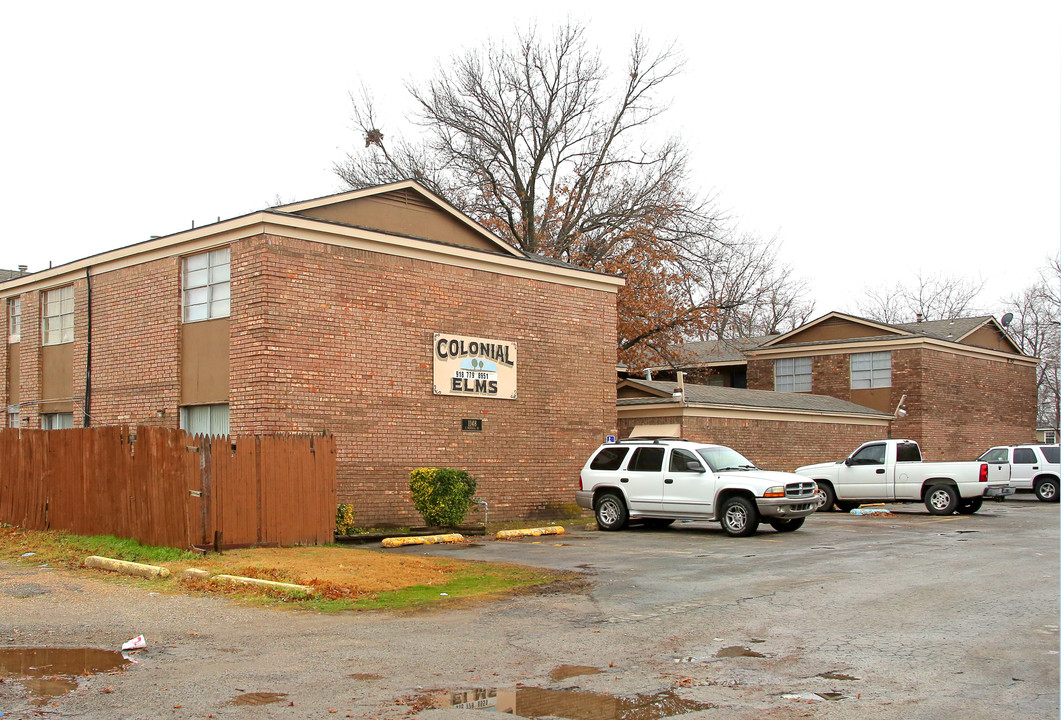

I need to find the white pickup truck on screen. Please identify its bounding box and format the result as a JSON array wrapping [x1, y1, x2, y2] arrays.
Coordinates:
[[795, 439, 1014, 515]]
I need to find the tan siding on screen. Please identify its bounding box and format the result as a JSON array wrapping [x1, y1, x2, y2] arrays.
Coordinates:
[[961, 325, 1017, 353], [40, 342, 73, 412], [5, 342, 17, 405], [775, 317, 901, 344], [295, 191, 506, 254], [181, 318, 230, 405]]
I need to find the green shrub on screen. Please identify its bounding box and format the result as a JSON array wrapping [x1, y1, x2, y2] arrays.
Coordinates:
[[409, 467, 478, 527], [335, 504, 358, 535]]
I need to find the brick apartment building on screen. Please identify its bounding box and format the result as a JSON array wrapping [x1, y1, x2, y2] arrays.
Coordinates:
[[1, 181, 623, 524], [641, 311, 1038, 463]]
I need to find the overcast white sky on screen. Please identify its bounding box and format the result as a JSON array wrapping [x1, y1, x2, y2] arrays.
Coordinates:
[[1, 1, 1057, 315]]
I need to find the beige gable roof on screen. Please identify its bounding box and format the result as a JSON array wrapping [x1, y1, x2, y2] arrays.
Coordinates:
[[274, 181, 524, 258], [760, 311, 908, 347]]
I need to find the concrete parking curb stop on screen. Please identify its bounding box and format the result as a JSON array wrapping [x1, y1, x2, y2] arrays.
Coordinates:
[[496, 526, 565, 540], [84, 556, 171, 579], [381, 533, 464, 548], [212, 574, 315, 595]]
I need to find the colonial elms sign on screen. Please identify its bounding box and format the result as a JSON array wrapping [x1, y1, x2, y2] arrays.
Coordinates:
[[433, 333, 517, 399]]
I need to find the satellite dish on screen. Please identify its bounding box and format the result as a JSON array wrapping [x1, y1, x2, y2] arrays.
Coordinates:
[[1001, 312, 1014, 327]]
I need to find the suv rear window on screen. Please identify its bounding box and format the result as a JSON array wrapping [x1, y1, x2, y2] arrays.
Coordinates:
[[628, 447, 665, 472], [1014, 448, 1037, 464], [590, 447, 630, 471], [1040, 446, 1059, 463]]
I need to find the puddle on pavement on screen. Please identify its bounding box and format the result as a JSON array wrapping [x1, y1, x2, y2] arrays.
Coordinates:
[[0, 647, 130, 703], [410, 686, 714, 718], [230, 691, 289, 706], [549, 664, 602, 681], [715, 646, 765, 658], [347, 673, 383, 681], [819, 672, 860, 681]]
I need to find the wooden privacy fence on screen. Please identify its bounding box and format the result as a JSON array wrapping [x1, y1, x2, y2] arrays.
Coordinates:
[[0, 425, 337, 549]]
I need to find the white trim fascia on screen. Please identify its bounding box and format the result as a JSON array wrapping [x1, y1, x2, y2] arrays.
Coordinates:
[[0, 213, 623, 298], [748, 336, 1037, 366], [758, 311, 909, 348], [618, 403, 892, 426], [272, 179, 525, 259]]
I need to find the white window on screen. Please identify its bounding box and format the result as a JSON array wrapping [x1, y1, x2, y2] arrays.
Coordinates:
[[182, 248, 231, 322], [8, 298, 20, 342], [42, 412, 74, 430], [180, 404, 230, 437], [7, 406, 19, 428], [42, 286, 74, 345], [775, 357, 812, 392], [851, 351, 892, 389], [1046, 430, 1057, 444]]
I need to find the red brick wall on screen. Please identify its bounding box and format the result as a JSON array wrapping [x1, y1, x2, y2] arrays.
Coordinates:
[[897, 348, 1035, 460], [748, 346, 1036, 461], [228, 235, 617, 524], [617, 414, 887, 472], [17, 290, 40, 428], [87, 259, 182, 428]]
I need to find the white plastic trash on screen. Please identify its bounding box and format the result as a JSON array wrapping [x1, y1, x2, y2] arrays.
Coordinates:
[[121, 635, 147, 651]]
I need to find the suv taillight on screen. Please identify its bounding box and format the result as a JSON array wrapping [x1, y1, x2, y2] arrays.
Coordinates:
[[979, 463, 988, 483], [579, 475, 584, 491]]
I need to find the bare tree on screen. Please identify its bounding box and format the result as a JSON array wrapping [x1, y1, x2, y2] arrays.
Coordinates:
[[855, 271, 986, 323], [335, 23, 736, 367], [681, 231, 815, 341], [1004, 256, 1060, 428]]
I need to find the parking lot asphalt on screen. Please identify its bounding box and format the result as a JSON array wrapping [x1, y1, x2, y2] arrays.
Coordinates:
[[0, 495, 1057, 719]]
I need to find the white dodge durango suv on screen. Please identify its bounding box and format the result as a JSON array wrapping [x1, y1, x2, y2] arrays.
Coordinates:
[[575, 438, 819, 537]]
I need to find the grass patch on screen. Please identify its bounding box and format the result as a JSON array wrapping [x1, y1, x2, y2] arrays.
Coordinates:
[[0, 525, 568, 612]]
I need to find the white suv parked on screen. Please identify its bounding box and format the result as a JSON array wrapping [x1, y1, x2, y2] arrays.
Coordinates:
[[976, 444, 1060, 502], [575, 438, 819, 537]]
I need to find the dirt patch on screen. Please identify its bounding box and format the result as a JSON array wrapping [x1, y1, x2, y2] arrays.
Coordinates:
[[178, 546, 460, 593]]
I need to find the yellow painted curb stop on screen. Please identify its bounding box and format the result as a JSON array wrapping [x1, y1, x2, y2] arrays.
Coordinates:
[[84, 556, 171, 579], [496, 526, 565, 540], [381, 533, 464, 548]]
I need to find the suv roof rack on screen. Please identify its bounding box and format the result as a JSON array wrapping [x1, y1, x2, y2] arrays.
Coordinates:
[[616, 436, 687, 444]]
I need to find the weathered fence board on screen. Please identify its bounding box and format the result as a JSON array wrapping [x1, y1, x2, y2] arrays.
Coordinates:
[[0, 426, 336, 549]]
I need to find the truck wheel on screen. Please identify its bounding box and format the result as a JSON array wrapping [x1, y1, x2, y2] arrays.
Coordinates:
[[594, 492, 629, 531], [957, 497, 983, 514], [816, 482, 837, 512], [1034, 477, 1058, 502], [768, 517, 805, 532], [719, 496, 760, 537], [925, 485, 959, 515]]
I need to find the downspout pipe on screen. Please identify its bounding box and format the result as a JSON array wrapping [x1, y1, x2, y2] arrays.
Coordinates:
[[83, 268, 92, 427]]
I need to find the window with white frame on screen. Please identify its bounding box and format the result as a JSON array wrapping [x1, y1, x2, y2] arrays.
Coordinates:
[[7, 406, 19, 428], [41, 412, 74, 430], [42, 286, 74, 345], [851, 351, 892, 389], [774, 357, 812, 392], [182, 248, 230, 322], [180, 404, 230, 437], [8, 298, 20, 342]]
